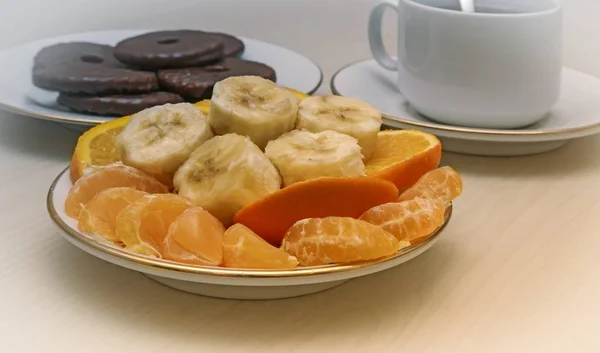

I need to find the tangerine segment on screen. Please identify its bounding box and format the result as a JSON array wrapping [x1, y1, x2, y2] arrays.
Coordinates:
[[115, 194, 194, 257], [77, 187, 149, 242], [281, 217, 405, 267], [70, 152, 80, 185], [365, 130, 441, 192], [163, 207, 225, 266], [233, 177, 399, 246], [359, 198, 446, 245], [65, 163, 168, 219], [223, 224, 299, 269], [70, 115, 131, 183], [398, 166, 463, 204]]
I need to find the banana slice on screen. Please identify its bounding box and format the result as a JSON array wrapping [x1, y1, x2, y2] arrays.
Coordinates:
[[265, 130, 366, 186], [173, 133, 282, 226], [209, 75, 299, 149], [116, 103, 214, 185], [296, 95, 382, 160]]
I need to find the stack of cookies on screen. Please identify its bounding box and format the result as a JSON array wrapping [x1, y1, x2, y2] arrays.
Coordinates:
[[31, 30, 277, 116]]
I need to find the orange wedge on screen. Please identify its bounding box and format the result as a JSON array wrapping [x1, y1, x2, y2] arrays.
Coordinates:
[[360, 198, 446, 245], [223, 224, 299, 269], [77, 187, 149, 242], [69, 115, 131, 183], [282, 217, 406, 266], [398, 166, 463, 204], [365, 130, 442, 192], [163, 207, 226, 266], [116, 194, 194, 257], [64, 163, 168, 218], [233, 177, 399, 246]]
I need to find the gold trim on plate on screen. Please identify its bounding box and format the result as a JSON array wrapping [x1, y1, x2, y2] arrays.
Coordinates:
[[47, 166, 452, 279], [330, 59, 600, 138]]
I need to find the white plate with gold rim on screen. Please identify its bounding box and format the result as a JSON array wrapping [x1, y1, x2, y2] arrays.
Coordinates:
[[0, 29, 323, 126], [47, 167, 453, 300], [331, 59, 600, 156]]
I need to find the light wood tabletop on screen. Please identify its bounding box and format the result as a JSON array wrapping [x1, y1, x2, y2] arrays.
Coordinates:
[[1, 0, 599, 352]]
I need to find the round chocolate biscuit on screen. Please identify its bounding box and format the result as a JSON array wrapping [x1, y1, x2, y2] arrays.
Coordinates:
[[210, 33, 245, 57], [32, 42, 158, 95], [114, 30, 224, 70], [157, 58, 276, 100], [57, 91, 184, 116]]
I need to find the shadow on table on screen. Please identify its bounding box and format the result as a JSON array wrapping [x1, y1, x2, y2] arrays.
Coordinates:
[[440, 135, 600, 178], [47, 236, 458, 347], [0, 113, 78, 161]]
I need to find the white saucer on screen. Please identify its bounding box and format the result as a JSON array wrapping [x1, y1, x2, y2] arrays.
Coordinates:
[[47, 167, 452, 300], [0, 29, 323, 126], [331, 59, 600, 156]]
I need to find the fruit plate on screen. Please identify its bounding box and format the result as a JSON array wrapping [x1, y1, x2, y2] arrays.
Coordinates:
[[47, 167, 453, 300], [0, 29, 323, 126]]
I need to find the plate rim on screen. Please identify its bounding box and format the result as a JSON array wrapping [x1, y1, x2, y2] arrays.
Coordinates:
[[47, 166, 452, 280], [0, 28, 324, 126], [330, 58, 600, 141]]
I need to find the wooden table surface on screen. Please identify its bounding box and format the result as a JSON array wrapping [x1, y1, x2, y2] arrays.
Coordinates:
[[1, 0, 599, 352]]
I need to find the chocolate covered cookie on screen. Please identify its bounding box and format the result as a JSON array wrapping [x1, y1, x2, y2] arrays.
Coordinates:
[[157, 58, 276, 100], [32, 42, 158, 95], [113, 30, 224, 70], [57, 91, 184, 116], [210, 33, 245, 57]]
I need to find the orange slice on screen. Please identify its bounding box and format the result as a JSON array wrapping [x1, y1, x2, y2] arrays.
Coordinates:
[[115, 194, 194, 257], [163, 207, 225, 266], [77, 187, 148, 242], [223, 224, 299, 269], [365, 130, 441, 192], [398, 166, 463, 204], [359, 198, 446, 245], [69, 115, 131, 183], [65, 163, 168, 219], [233, 177, 399, 246], [281, 217, 406, 266]]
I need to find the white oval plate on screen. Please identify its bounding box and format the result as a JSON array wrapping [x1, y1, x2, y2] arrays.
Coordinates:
[[47, 167, 452, 300], [331, 59, 600, 156], [0, 29, 323, 126]]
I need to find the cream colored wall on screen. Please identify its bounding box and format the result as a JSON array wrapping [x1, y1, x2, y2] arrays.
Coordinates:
[[0, 0, 597, 77]]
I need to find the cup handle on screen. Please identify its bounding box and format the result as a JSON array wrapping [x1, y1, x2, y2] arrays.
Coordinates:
[[368, 0, 399, 71]]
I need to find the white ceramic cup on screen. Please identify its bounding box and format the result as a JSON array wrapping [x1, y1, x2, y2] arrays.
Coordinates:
[[368, 0, 563, 129]]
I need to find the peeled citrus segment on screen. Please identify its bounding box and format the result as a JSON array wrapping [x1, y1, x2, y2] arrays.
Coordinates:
[[223, 224, 299, 269], [163, 207, 225, 266], [359, 198, 446, 245], [115, 194, 194, 257], [69, 115, 131, 183], [365, 130, 441, 192], [233, 177, 399, 246], [398, 166, 463, 204], [281, 217, 404, 267], [77, 187, 148, 242], [65, 163, 169, 219]]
